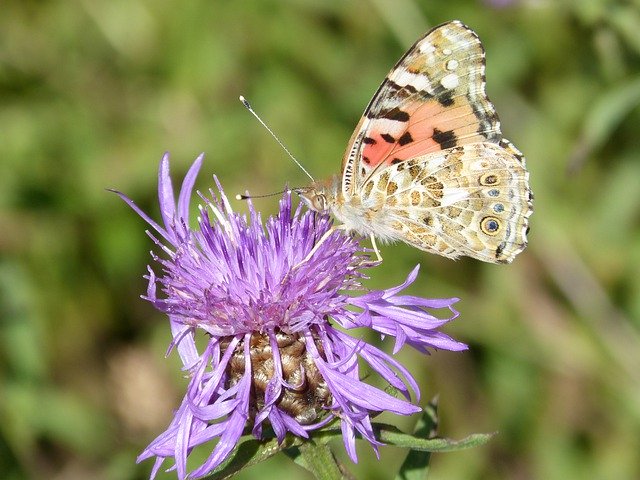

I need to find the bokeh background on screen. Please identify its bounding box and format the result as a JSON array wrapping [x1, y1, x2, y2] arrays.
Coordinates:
[[2, 0, 640, 479]]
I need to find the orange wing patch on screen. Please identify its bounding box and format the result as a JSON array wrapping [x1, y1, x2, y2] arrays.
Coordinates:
[[342, 21, 503, 191], [360, 99, 490, 168]]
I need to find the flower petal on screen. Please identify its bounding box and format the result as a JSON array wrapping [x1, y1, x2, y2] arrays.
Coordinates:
[[158, 153, 177, 241], [177, 153, 204, 222]]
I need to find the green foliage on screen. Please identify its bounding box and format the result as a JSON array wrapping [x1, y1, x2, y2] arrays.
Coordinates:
[[2, 0, 639, 478], [204, 406, 491, 480]]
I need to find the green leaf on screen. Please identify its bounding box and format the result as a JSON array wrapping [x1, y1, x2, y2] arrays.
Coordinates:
[[204, 434, 303, 479], [395, 397, 440, 480], [375, 424, 496, 452], [203, 413, 493, 479]]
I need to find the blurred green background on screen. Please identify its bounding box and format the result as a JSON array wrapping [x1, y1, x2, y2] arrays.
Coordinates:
[[2, 0, 640, 478]]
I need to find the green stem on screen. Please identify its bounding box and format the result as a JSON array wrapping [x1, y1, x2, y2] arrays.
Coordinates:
[[299, 441, 345, 480]]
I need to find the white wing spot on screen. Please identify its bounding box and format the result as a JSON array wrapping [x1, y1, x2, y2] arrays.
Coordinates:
[[419, 42, 435, 54], [442, 48, 452, 55], [440, 73, 459, 89], [446, 59, 459, 71], [441, 188, 469, 206], [426, 154, 447, 170], [393, 71, 433, 92], [374, 119, 406, 137]]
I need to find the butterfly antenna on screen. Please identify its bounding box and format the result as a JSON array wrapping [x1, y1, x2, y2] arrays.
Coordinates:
[[239, 95, 315, 182], [235, 189, 289, 201]]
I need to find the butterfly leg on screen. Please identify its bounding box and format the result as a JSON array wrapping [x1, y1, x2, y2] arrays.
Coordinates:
[[370, 234, 383, 262]]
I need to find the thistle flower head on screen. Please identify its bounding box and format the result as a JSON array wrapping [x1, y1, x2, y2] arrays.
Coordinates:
[[114, 153, 467, 479]]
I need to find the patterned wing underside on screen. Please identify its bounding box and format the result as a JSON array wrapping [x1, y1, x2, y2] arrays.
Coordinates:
[[358, 141, 532, 263], [341, 20, 501, 198]]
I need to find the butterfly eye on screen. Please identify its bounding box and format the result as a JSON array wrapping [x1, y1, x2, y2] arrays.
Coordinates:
[[312, 194, 327, 211]]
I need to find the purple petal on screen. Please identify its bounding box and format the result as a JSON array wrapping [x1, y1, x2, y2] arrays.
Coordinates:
[[158, 153, 177, 240], [177, 153, 204, 222], [313, 350, 420, 415], [108, 189, 170, 243]]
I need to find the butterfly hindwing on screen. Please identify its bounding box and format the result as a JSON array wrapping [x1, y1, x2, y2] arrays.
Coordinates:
[[358, 141, 532, 263]]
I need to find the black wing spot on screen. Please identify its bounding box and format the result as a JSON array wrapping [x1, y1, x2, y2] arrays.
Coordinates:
[[363, 137, 377, 145], [381, 133, 395, 143], [398, 131, 414, 146], [391, 158, 402, 164], [381, 107, 410, 122], [386, 79, 402, 92], [432, 128, 458, 149], [472, 100, 500, 139], [437, 90, 455, 107]]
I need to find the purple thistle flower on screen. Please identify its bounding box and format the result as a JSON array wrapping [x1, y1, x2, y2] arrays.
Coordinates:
[[113, 153, 467, 479]]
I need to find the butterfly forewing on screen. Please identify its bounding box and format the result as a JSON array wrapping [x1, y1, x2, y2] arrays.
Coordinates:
[[342, 20, 501, 197]]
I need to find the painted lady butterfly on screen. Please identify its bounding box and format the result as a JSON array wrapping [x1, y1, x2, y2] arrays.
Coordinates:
[[297, 20, 533, 264]]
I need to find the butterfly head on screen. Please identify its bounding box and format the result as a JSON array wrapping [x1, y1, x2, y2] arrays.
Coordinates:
[[294, 176, 340, 213], [294, 185, 329, 213]]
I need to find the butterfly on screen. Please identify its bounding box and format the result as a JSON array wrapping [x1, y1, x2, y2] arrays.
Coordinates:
[[296, 20, 533, 264]]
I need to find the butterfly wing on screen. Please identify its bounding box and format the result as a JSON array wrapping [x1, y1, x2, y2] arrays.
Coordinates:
[[359, 141, 532, 263], [335, 20, 532, 263], [341, 20, 501, 199]]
